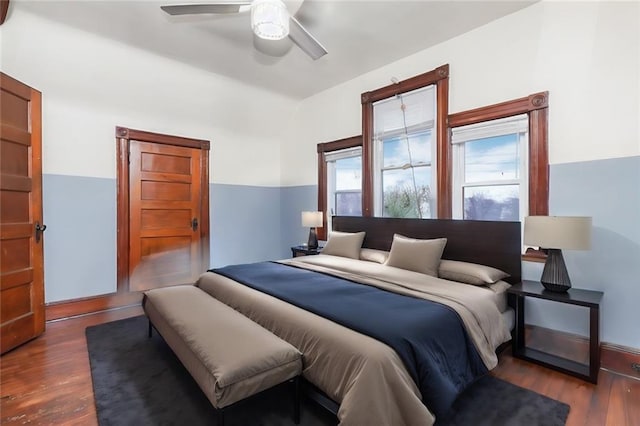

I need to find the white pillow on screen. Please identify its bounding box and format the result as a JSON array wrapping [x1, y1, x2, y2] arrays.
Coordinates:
[[321, 231, 366, 259], [385, 234, 447, 277], [438, 260, 509, 285]]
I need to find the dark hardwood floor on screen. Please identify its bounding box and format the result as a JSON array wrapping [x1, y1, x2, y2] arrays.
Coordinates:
[[1, 306, 638, 425]]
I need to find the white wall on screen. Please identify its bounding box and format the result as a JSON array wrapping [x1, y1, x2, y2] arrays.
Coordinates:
[[5, 2, 636, 187], [0, 8, 297, 302], [281, 0, 640, 186], [0, 8, 298, 186]]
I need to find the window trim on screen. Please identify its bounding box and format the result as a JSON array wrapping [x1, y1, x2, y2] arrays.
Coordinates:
[[448, 91, 549, 217], [317, 135, 363, 241], [361, 64, 450, 218]]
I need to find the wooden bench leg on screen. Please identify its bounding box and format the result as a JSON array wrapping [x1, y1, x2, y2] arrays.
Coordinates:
[[293, 376, 300, 425]]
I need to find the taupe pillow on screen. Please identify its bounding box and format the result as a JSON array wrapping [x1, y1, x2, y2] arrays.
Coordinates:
[[439, 260, 509, 285], [359, 248, 389, 264], [385, 234, 447, 277], [321, 231, 365, 259]]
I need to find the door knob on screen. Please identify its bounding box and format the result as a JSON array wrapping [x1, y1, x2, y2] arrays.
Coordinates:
[[191, 218, 198, 231], [35, 222, 47, 243]]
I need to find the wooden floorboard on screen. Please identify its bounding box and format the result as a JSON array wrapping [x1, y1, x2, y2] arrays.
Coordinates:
[[1, 307, 639, 425], [1, 306, 143, 425]]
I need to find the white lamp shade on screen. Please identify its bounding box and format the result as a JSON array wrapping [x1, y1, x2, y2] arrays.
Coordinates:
[[301, 211, 323, 227], [251, 0, 289, 40], [524, 216, 592, 250]]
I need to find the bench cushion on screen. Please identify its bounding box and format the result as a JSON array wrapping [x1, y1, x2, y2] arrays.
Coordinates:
[[143, 285, 302, 408]]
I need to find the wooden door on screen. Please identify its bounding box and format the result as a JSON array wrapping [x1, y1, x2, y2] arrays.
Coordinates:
[[128, 140, 204, 291], [0, 73, 45, 354]]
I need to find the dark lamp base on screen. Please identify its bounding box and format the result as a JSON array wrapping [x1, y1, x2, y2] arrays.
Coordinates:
[[540, 248, 572, 293], [307, 228, 318, 249]]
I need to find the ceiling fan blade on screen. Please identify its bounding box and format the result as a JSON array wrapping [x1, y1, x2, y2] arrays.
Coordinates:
[[288, 16, 327, 60], [161, 3, 251, 16]]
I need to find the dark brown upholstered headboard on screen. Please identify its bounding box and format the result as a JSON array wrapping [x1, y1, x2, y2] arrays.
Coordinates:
[[332, 216, 521, 284]]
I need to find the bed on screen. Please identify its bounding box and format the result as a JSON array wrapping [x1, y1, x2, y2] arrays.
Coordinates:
[[197, 216, 521, 426]]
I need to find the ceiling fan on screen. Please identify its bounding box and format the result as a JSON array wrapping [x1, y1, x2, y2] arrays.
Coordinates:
[[161, 0, 328, 60]]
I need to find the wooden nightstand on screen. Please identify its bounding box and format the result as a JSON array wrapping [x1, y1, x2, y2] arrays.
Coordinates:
[[290, 246, 323, 257], [507, 281, 603, 383]]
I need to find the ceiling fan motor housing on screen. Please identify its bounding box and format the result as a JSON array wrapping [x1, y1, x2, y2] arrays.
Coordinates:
[[251, 0, 289, 40]]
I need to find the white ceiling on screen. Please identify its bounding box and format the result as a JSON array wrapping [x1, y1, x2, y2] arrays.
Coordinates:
[[13, 0, 536, 100]]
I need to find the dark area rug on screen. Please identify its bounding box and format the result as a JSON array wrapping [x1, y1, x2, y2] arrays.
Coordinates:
[[86, 315, 570, 426], [436, 375, 570, 426]]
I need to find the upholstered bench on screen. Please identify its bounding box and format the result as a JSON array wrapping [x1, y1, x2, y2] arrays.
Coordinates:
[[143, 285, 302, 426]]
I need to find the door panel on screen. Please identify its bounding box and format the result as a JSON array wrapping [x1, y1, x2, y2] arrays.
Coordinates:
[[0, 73, 45, 354], [141, 181, 191, 201], [129, 140, 202, 292], [1, 191, 30, 223], [141, 152, 191, 174], [141, 209, 191, 229], [1, 140, 29, 175], [1, 238, 30, 271], [0, 90, 29, 129], [1, 285, 32, 323]]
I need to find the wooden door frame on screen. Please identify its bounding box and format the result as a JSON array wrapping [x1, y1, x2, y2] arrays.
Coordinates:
[[115, 126, 210, 293]]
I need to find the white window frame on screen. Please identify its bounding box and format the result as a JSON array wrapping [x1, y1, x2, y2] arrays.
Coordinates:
[[372, 86, 437, 218], [451, 114, 529, 223], [325, 146, 362, 232]]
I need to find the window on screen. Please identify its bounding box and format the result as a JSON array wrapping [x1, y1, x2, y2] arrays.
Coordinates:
[[448, 92, 549, 221], [452, 114, 529, 222], [319, 66, 548, 248], [372, 86, 437, 218], [361, 64, 450, 217], [326, 147, 362, 229], [317, 136, 362, 240]]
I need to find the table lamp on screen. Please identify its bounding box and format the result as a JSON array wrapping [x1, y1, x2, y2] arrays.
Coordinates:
[[301, 211, 323, 249], [524, 216, 592, 292]]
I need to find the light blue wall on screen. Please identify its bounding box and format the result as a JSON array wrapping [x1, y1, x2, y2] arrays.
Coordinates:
[[42, 176, 292, 303], [210, 183, 288, 267], [43, 175, 117, 302], [42, 156, 639, 349], [523, 156, 640, 349]]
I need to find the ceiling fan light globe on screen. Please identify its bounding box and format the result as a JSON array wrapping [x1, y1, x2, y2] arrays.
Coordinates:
[[251, 0, 289, 40]]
